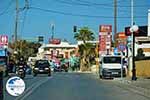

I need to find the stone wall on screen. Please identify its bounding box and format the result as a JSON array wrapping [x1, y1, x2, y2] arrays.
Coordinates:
[[135, 60, 150, 77]]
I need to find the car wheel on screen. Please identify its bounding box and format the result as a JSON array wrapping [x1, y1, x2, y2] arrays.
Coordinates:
[[33, 73, 37, 77], [99, 75, 102, 79], [65, 70, 68, 72], [48, 73, 51, 76], [100, 74, 105, 79]]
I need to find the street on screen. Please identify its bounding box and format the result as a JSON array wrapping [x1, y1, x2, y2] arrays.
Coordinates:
[[3, 72, 150, 100]]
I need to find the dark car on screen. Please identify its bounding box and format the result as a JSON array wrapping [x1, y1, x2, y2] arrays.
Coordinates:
[[33, 60, 51, 76]]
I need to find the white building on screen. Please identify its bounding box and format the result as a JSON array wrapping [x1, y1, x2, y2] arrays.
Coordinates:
[[135, 36, 150, 56], [37, 41, 78, 60]]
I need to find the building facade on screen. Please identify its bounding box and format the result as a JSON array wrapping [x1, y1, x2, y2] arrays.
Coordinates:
[[37, 41, 78, 60]]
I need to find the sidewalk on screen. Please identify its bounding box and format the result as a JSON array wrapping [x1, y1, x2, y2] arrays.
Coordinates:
[[114, 77, 150, 98]]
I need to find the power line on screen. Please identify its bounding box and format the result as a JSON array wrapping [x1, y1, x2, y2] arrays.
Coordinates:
[[55, 0, 149, 8], [20, 9, 28, 36], [30, 6, 147, 19], [0, 0, 14, 16], [75, 0, 113, 5], [55, 0, 132, 13], [20, 0, 30, 38]]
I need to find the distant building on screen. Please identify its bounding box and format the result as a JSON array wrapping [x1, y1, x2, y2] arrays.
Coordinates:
[[37, 41, 78, 60], [135, 36, 150, 56]]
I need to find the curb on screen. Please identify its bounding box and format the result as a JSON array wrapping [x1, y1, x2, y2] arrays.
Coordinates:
[[114, 78, 150, 99]]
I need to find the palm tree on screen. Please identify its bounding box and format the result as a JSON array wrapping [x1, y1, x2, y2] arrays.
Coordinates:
[[74, 27, 95, 71], [74, 27, 95, 44]]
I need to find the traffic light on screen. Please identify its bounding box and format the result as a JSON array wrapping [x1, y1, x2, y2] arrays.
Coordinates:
[[38, 36, 44, 42], [73, 26, 77, 32]]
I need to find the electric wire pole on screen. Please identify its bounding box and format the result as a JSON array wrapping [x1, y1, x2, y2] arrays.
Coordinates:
[[114, 0, 117, 35], [14, 0, 19, 42], [51, 24, 54, 39]]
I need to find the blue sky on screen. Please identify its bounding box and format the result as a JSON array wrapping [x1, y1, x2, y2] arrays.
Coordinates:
[[0, 0, 150, 43]]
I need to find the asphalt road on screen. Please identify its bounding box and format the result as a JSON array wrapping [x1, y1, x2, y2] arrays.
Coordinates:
[[3, 72, 150, 100]]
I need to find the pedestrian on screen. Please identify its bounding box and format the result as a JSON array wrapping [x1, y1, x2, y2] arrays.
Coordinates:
[[8, 60, 15, 73]]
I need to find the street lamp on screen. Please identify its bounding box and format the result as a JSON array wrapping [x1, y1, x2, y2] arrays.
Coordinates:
[[130, 24, 139, 81]]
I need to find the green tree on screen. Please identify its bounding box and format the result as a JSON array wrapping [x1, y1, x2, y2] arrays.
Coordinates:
[[9, 40, 41, 61], [74, 27, 95, 44], [74, 27, 95, 71]]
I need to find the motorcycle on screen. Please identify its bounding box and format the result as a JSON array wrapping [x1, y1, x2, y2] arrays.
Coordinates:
[[17, 65, 26, 79]]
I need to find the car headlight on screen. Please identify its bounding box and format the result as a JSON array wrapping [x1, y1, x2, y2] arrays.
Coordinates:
[[19, 66, 23, 68], [45, 68, 49, 70], [34, 68, 39, 70]]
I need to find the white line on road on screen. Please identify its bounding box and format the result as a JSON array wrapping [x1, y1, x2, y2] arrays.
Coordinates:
[[15, 77, 52, 100]]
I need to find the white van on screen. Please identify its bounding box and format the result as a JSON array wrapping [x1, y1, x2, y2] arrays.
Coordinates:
[[99, 55, 126, 79]]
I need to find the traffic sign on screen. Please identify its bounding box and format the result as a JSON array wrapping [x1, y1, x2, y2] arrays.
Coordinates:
[[118, 44, 126, 51], [0, 35, 8, 46], [114, 48, 118, 55]]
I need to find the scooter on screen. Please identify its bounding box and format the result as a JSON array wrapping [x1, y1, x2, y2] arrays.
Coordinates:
[[17, 65, 25, 79]]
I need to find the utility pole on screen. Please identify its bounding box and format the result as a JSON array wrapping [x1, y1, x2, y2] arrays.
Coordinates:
[[51, 23, 54, 39], [14, 0, 19, 42], [114, 0, 117, 35]]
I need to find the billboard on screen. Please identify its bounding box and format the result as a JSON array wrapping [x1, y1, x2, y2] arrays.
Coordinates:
[[99, 25, 112, 55], [0, 35, 8, 47], [99, 35, 106, 52], [118, 32, 127, 38], [99, 25, 112, 32], [125, 26, 147, 36], [49, 38, 61, 44]]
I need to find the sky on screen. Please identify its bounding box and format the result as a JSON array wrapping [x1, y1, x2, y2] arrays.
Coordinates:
[[0, 0, 150, 44]]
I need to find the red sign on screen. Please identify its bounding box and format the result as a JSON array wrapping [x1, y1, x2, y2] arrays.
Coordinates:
[[125, 27, 139, 36], [99, 25, 112, 32], [99, 35, 106, 52], [49, 38, 61, 44], [0, 35, 8, 46], [118, 32, 127, 38]]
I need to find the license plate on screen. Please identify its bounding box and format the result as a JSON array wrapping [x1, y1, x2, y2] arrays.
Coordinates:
[[39, 70, 44, 72], [112, 72, 118, 74]]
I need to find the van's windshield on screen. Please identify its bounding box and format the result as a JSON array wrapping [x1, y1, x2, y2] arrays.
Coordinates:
[[103, 57, 121, 64]]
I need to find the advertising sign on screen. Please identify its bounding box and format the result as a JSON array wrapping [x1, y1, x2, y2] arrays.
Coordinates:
[[99, 25, 112, 55], [118, 32, 127, 38], [114, 48, 118, 55], [125, 26, 147, 36], [0, 49, 5, 56], [99, 35, 106, 52], [49, 38, 61, 44], [99, 25, 112, 32], [0, 35, 8, 46], [118, 44, 126, 51]]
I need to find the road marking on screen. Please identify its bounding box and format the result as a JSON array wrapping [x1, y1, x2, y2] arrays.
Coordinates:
[[15, 77, 52, 100]]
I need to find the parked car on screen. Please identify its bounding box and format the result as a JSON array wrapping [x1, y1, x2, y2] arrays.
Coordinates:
[[33, 60, 51, 76], [60, 59, 69, 72], [99, 55, 126, 79], [53, 63, 62, 72]]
